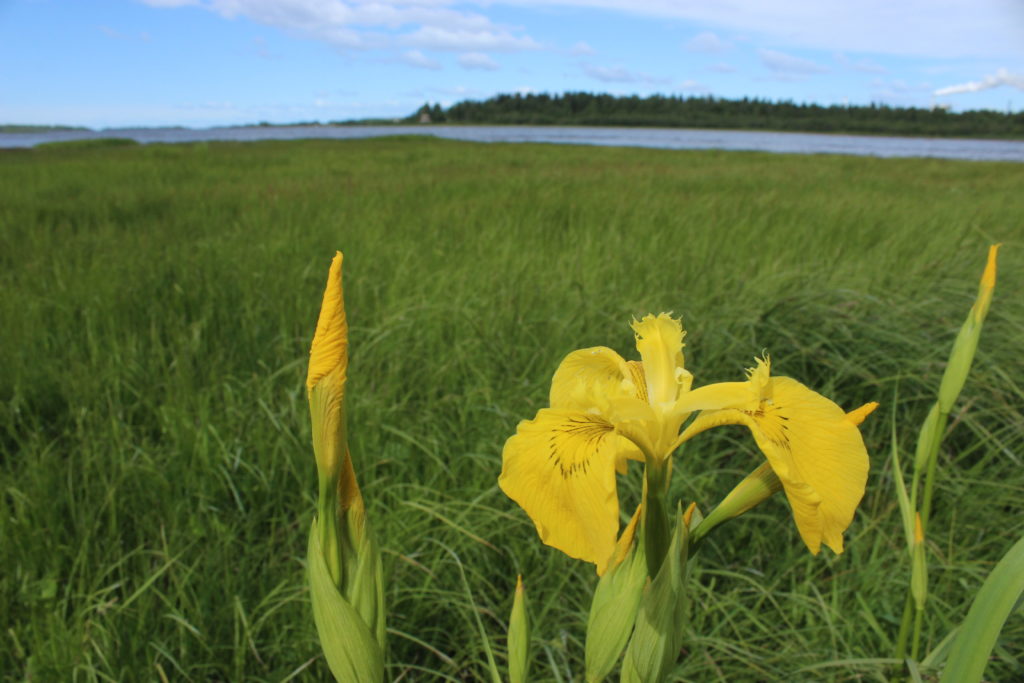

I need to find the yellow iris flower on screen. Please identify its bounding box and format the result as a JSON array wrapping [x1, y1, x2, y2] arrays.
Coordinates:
[[499, 313, 875, 574]]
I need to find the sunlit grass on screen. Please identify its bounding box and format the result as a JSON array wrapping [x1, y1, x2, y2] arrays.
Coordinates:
[[1, 137, 1022, 680]]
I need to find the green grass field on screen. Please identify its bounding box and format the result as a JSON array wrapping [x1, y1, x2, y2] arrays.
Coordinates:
[[1, 137, 1022, 681]]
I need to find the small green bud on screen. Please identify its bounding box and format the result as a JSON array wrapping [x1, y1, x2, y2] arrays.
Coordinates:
[[508, 575, 530, 683], [911, 513, 928, 611], [937, 244, 999, 413], [691, 462, 782, 546]]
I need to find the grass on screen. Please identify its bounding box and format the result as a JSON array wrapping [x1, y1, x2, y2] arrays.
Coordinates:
[[1, 137, 1022, 681]]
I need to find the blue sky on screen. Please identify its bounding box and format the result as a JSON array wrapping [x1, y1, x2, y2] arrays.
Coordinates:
[[2, 0, 1023, 128]]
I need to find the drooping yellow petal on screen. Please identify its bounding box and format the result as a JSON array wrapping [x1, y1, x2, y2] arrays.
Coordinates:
[[681, 373, 870, 555], [631, 314, 688, 407], [499, 409, 634, 574]]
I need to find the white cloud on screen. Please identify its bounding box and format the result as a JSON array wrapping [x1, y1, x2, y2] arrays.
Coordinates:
[[402, 26, 539, 52], [135, 0, 1023, 74], [490, 0, 1023, 59], [139, 0, 540, 53], [458, 52, 499, 70], [401, 49, 441, 69], [685, 31, 731, 53], [708, 62, 736, 73], [571, 41, 596, 55], [582, 63, 668, 84], [835, 52, 887, 74], [677, 79, 711, 94], [759, 48, 829, 75], [934, 68, 1024, 96]]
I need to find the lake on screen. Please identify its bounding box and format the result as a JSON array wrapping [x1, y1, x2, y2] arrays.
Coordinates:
[[4, 124, 1024, 162]]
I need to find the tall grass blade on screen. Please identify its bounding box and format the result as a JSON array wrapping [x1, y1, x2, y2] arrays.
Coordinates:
[[452, 551, 502, 683], [939, 533, 1024, 683]]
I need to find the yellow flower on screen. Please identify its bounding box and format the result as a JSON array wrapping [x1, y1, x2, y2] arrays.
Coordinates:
[[675, 357, 876, 554], [499, 314, 694, 573], [499, 314, 875, 571]]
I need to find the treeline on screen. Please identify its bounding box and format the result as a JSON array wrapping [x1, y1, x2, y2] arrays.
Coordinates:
[[409, 92, 1024, 138]]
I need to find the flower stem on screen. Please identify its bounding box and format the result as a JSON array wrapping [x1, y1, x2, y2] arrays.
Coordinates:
[[642, 456, 672, 578]]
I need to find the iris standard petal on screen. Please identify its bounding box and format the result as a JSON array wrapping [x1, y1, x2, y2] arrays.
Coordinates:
[[499, 409, 635, 574], [631, 314, 687, 406]]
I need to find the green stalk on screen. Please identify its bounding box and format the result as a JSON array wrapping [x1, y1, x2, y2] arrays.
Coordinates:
[[893, 246, 999, 670], [642, 456, 672, 579], [911, 607, 924, 661], [895, 592, 914, 661]]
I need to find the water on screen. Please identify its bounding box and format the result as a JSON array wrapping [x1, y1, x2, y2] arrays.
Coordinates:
[[3, 124, 1024, 162]]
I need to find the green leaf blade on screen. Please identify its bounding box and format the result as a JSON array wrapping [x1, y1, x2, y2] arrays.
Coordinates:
[[940, 533, 1024, 683]]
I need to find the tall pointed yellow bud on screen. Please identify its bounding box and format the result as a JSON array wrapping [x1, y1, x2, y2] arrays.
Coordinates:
[[306, 252, 385, 681], [307, 252, 355, 494], [307, 251, 348, 393], [974, 243, 999, 324], [937, 244, 999, 414]]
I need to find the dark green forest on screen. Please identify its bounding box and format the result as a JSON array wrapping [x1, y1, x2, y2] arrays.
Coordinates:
[[408, 92, 1024, 138]]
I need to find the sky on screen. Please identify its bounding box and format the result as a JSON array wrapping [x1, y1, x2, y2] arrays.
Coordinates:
[[2, 0, 1023, 128]]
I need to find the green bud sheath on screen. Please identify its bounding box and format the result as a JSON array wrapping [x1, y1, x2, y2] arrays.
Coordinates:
[[937, 244, 999, 414], [586, 507, 647, 683], [308, 518, 385, 682], [622, 505, 690, 683], [691, 462, 783, 547], [508, 576, 530, 683]]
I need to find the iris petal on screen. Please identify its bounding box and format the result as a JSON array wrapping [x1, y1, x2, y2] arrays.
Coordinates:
[[631, 314, 686, 407], [499, 409, 635, 574], [680, 371, 870, 554]]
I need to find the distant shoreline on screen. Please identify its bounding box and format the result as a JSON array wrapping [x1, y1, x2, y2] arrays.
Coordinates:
[[0, 124, 90, 133], [412, 92, 1024, 141], [4, 119, 1023, 142], [5, 124, 1024, 162], [7, 91, 1024, 140]]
